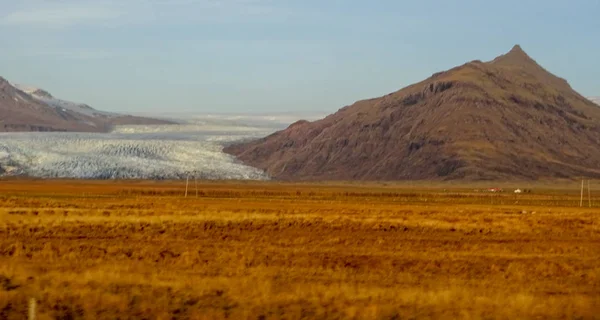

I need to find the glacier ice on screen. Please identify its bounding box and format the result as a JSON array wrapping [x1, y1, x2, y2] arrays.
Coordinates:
[[0, 123, 274, 180]]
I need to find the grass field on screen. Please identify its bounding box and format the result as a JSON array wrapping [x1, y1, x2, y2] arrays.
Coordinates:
[[0, 179, 599, 319]]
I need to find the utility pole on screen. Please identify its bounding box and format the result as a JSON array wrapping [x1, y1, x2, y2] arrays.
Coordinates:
[[588, 180, 592, 208], [580, 179, 584, 207], [28, 298, 36, 320], [185, 175, 189, 198]]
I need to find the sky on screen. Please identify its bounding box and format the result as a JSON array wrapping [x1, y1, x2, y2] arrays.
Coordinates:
[[0, 0, 598, 114]]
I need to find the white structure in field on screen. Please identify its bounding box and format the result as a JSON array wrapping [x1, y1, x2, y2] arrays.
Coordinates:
[[514, 189, 522, 193]]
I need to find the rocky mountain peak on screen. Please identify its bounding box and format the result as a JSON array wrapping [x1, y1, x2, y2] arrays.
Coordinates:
[[225, 45, 600, 181]]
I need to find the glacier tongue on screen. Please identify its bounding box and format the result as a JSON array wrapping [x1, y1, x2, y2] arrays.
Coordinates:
[[0, 124, 272, 180]]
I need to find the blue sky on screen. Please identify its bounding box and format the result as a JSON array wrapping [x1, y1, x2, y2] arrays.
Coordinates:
[[1, 0, 598, 114]]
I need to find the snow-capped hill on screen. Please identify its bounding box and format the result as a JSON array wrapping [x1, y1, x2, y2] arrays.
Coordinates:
[[0, 77, 173, 132], [13, 85, 54, 99], [588, 97, 600, 106], [13, 84, 118, 118], [29, 88, 53, 99]]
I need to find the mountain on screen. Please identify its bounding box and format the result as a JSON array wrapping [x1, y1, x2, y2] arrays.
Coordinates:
[[0, 77, 100, 132], [0, 79, 173, 132], [13, 84, 119, 118], [589, 97, 600, 106], [225, 45, 600, 181]]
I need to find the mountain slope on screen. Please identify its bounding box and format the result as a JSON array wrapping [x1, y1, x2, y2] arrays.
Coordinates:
[[13, 84, 119, 118], [0, 77, 104, 132], [0, 80, 173, 132], [225, 45, 600, 181], [589, 97, 600, 106]]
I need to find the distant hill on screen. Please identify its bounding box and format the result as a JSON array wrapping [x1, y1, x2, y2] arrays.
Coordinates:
[[0, 78, 173, 132], [225, 45, 600, 181]]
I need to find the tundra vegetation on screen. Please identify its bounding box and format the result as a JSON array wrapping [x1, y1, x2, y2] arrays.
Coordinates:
[[0, 179, 599, 319]]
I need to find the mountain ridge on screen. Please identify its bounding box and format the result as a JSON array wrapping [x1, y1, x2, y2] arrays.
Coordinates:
[[225, 45, 600, 181], [0, 78, 173, 132]]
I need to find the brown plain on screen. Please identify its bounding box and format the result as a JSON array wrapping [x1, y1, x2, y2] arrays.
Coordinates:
[[0, 179, 599, 319]]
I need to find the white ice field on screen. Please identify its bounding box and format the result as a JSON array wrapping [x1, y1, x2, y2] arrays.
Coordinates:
[[0, 118, 285, 180]]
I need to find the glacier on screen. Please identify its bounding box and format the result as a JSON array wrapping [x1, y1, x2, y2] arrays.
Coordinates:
[[0, 121, 277, 180]]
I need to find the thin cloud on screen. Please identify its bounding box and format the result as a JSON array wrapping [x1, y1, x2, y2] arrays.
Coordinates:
[[0, 46, 119, 60], [21, 48, 119, 60], [0, 0, 279, 28], [1, 5, 124, 28]]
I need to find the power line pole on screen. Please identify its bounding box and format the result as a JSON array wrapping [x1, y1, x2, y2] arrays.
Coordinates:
[[580, 179, 584, 207], [185, 175, 189, 198], [28, 298, 36, 320], [588, 180, 592, 208]]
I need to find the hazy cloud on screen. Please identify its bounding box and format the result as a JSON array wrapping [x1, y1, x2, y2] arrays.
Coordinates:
[[21, 48, 119, 60], [0, 0, 279, 28], [0, 4, 124, 28]]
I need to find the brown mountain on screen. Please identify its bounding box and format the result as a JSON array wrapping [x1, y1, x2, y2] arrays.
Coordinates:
[[225, 45, 600, 180], [0, 77, 173, 132]]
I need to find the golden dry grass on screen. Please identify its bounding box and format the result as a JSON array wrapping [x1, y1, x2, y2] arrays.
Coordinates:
[[0, 179, 599, 319]]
